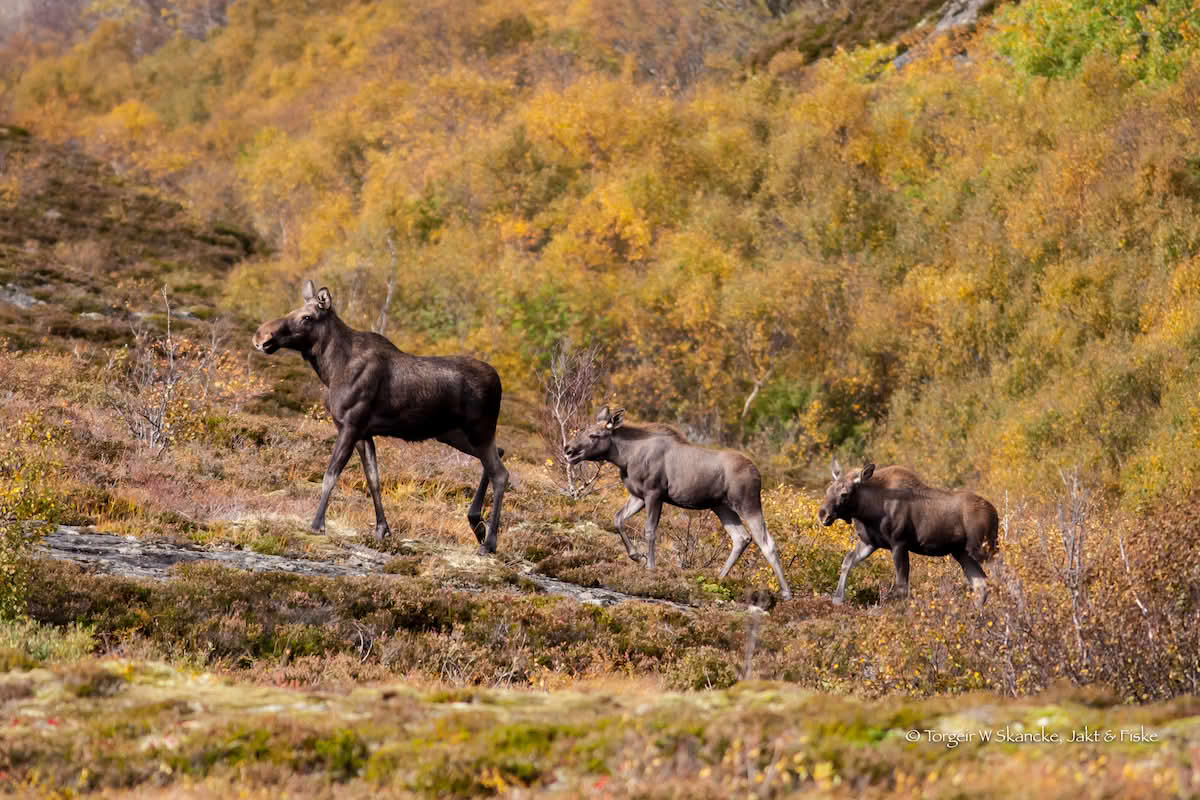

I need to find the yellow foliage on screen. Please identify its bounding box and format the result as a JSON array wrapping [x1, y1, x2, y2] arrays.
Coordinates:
[[11, 0, 1200, 506]]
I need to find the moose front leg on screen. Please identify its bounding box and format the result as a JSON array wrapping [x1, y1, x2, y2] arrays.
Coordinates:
[[613, 495, 646, 562], [312, 427, 359, 534], [642, 492, 664, 570], [355, 437, 390, 539], [833, 538, 877, 605], [890, 545, 911, 601]]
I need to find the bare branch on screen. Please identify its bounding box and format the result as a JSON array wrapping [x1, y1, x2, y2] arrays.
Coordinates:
[[538, 340, 605, 498]]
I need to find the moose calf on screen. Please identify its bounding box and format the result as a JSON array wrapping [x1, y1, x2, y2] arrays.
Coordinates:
[[564, 406, 792, 600], [818, 460, 998, 606]]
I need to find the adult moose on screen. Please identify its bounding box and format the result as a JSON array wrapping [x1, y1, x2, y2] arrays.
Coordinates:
[[564, 406, 792, 600], [253, 281, 508, 553], [818, 460, 998, 605]]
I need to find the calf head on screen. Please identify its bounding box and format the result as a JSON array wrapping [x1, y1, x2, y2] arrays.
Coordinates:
[[818, 459, 874, 526], [253, 280, 334, 354], [563, 406, 625, 464]]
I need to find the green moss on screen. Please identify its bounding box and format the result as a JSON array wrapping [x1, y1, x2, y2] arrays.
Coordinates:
[[66, 663, 127, 697], [171, 726, 277, 775], [0, 646, 38, 671], [312, 728, 368, 781]]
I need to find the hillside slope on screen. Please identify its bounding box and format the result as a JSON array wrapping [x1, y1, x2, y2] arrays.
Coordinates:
[[1, 33, 1200, 796], [0, 122, 256, 351], [5, 0, 1199, 504]]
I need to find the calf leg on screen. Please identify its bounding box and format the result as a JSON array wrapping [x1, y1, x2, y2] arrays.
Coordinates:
[[312, 426, 360, 534], [355, 437, 390, 539], [613, 496, 646, 562], [890, 545, 911, 601], [833, 539, 877, 605], [714, 505, 752, 579], [952, 550, 989, 608], [737, 506, 793, 600], [642, 492, 664, 570]]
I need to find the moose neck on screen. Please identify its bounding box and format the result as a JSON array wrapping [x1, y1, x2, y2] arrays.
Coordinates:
[[301, 313, 354, 387], [844, 483, 887, 527], [603, 428, 639, 472]]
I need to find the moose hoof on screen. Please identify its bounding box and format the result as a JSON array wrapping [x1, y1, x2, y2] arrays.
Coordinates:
[[830, 595, 844, 606], [628, 552, 645, 564], [374, 525, 391, 541], [477, 543, 497, 556]]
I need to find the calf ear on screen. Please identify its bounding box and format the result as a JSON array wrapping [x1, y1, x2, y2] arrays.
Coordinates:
[[302, 280, 316, 301], [315, 287, 333, 310], [831, 458, 842, 480], [857, 463, 875, 483], [608, 408, 625, 429]]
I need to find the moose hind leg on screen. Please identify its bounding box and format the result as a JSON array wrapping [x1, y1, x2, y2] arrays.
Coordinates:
[[479, 443, 508, 555], [356, 437, 391, 539], [952, 550, 989, 608], [739, 506, 793, 600], [437, 429, 501, 549], [714, 505, 752, 579], [466, 471, 489, 545]]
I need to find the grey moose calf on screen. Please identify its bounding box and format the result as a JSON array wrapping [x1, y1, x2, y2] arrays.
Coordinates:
[[564, 406, 792, 599], [253, 280, 508, 553]]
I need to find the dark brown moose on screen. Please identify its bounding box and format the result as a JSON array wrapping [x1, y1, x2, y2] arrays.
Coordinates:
[[564, 406, 793, 600], [818, 460, 998, 605], [253, 281, 508, 553]]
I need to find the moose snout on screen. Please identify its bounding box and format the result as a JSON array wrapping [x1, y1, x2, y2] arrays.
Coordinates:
[[563, 444, 582, 464], [817, 507, 835, 527], [252, 324, 279, 354]]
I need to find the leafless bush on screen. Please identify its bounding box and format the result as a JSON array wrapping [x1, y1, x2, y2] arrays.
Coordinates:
[[101, 289, 257, 457], [668, 514, 724, 570], [102, 288, 186, 458], [1055, 466, 1091, 674], [539, 340, 605, 499]]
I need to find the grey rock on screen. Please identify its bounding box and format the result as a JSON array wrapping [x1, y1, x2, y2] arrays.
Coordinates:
[[0, 284, 45, 309]]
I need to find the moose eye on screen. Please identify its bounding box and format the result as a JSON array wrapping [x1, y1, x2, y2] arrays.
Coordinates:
[[589, 432, 604, 440], [301, 314, 313, 324]]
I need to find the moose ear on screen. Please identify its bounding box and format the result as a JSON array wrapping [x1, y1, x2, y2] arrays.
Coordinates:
[[608, 408, 625, 429], [595, 405, 612, 423], [857, 463, 875, 483], [302, 280, 316, 301], [314, 287, 332, 310], [831, 457, 842, 480]]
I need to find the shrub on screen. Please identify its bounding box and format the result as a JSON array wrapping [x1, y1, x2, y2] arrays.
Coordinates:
[[666, 646, 740, 690]]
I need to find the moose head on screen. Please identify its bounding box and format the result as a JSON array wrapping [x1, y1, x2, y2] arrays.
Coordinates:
[[563, 406, 625, 464]]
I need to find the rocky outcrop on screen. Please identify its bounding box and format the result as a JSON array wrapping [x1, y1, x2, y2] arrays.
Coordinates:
[[39, 525, 696, 612]]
